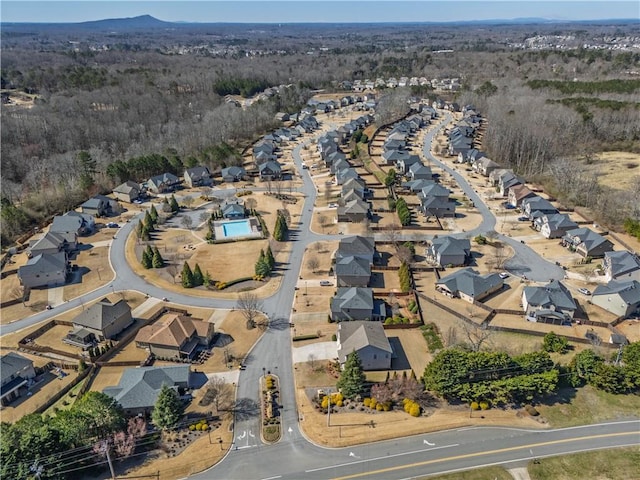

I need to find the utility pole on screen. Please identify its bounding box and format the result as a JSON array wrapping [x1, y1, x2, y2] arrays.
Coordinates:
[[327, 390, 331, 427], [30, 461, 43, 480], [101, 440, 116, 480]]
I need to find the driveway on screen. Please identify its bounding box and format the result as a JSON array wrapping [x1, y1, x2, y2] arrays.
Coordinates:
[[292, 341, 338, 363]]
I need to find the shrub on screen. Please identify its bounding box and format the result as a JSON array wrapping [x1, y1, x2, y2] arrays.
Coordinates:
[[189, 424, 196, 431], [382, 402, 392, 411], [470, 401, 480, 411], [409, 403, 421, 417], [479, 401, 490, 410], [369, 398, 377, 410], [525, 405, 539, 416], [376, 403, 383, 411], [363, 397, 371, 408], [331, 334, 337, 341]]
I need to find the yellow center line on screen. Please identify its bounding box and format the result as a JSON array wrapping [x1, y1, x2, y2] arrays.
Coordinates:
[[331, 431, 639, 480]]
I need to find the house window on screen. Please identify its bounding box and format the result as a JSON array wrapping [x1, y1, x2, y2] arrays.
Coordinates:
[[373, 354, 377, 359]]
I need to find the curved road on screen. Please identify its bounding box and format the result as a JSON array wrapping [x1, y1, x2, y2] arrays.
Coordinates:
[[2, 114, 635, 479]]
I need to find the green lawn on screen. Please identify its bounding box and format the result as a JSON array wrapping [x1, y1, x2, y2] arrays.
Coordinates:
[[529, 447, 640, 480], [536, 385, 640, 428]]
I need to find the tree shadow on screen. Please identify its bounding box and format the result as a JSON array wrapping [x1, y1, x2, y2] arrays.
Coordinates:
[[232, 397, 260, 421]]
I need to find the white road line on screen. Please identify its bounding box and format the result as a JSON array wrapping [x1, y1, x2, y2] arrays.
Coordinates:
[[304, 444, 459, 473], [261, 476, 282, 480]]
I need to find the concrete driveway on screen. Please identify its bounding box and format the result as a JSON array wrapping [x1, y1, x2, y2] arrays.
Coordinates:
[[292, 341, 338, 363]]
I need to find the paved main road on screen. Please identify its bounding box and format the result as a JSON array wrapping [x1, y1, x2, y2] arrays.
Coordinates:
[[200, 420, 639, 479]]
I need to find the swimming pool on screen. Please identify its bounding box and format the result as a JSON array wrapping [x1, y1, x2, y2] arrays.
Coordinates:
[[221, 219, 252, 238]]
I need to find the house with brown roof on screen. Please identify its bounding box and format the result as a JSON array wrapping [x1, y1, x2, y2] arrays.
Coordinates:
[[135, 314, 215, 360]]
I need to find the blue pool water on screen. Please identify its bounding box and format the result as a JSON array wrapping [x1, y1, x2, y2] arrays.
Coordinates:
[[222, 220, 251, 238]]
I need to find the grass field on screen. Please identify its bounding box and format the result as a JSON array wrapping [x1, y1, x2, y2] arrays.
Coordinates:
[[528, 447, 640, 480]]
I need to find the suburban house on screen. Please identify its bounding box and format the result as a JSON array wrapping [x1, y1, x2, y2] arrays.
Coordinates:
[[147, 173, 181, 193], [80, 196, 111, 217], [258, 161, 283, 181], [103, 365, 192, 416], [1, 353, 36, 407], [522, 280, 577, 324], [335, 168, 360, 186], [221, 198, 246, 219], [489, 168, 512, 186], [418, 183, 451, 200], [135, 314, 215, 360], [498, 171, 525, 197], [335, 255, 371, 287], [522, 196, 559, 220], [112, 181, 142, 203], [337, 321, 392, 371], [402, 178, 434, 193], [473, 157, 500, 177], [28, 231, 77, 258], [436, 268, 503, 303], [70, 298, 133, 342], [331, 287, 375, 321], [336, 236, 376, 265], [221, 166, 246, 183], [603, 251, 640, 282], [508, 184, 537, 208], [562, 228, 614, 258], [330, 158, 350, 175], [407, 162, 433, 181], [342, 177, 366, 197], [18, 252, 69, 289], [396, 155, 421, 175], [337, 198, 370, 223], [50, 213, 93, 236], [184, 166, 213, 188], [426, 237, 471, 267], [420, 196, 455, 218], [591, 280, 640, 318], [534, 214, 579, 239]]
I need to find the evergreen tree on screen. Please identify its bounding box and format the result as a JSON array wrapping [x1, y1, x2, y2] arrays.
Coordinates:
[[135, 221, 143, 239], [182, 262, 194, 288], [161, 196, 171, 213], [141, 249, 152, 269], [193, 263, 204, 287], [77, 151, 97, 191], [144, 210, 155, 231], [169, 194, 179, 213], [149, 204, 159, 223], [140, 223, 151, 241], [203, 270, 212, 286], [337, 351, 366, 399], [145, 245, 154, 259], [152, 248, 164, 268], [265, 245, 275, 269], [255, 258, 271, 277], [151, 385, 184, 430]]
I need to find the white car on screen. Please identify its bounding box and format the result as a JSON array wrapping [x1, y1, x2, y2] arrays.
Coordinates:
[[328, 203, 338, 208], [499, 272, 509, 279], [319, 280, 333, 286], [578, 288, 591, 295]]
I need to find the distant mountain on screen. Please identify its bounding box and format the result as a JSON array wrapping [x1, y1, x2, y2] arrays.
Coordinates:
[[76, 14, 173, 30]]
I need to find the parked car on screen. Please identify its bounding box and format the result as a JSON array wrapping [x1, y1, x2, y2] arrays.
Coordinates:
[[517, 216, 529, 221], [320, 280, 333, 286], [578, 288, 591, 295], [499, 272, 509, 279], [106, 222, 119, 228], [328, 203, 338, 208]]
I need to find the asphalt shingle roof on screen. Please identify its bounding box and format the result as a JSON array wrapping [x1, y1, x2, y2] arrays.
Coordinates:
[[523, 280, 577, 312]]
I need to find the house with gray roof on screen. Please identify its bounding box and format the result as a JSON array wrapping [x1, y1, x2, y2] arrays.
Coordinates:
[[50, 214, 88, 236], [337, 236, 375, 265], [337, 321, 392, 370], [407, 162, 433, 181], [522, 196, 559, 220], [401, 178, 434, 193], [1, 353, 36, 407], [70, 297, 133, 341], [474, 157, 500, 177], [419, 183, 451, 200], [337, 198, 369, 223], [591, 280, 640, 318], [522, 280, 577, 324], [562, 228, 614, 259], [498, 171, 525, 197], [341, 177, 366, 197], [184, 166, 212, 188], [382, 149, 411, 165], [508, 184, 537, 208], [534, 214, 579, 239], [335, 256, 371, 287], [147, 173, 180, 193], [603, 251, 640, 282], [80, 196, 111, 217], [258, 161, 282, 181], [420, 196, 455, 219], [18, 252, 69, 289], [330, 158, 350, 175], [436, 268, 503, 303], [396, 155, 422, 175], [335, 168, 360, 186], [113, 181, 142, 203], [342, 188, 364, 204], [103, 365, 192, 416], [221, 166, 246, 183], [427, 237, 471, 267], [28, 231, 77, 258], [331, 287, 375, 321]]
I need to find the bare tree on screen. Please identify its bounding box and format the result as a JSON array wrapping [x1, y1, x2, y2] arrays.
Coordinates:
[[493, 241, 509, 270], [199, 211, 210, 224], [445, 326, 458, 347], [308, 353, 318, 371], [307, 256, 320, 273], [181, 215, 193, 230], [182, 196, 195, 209], [318, 214, 328, 233], [461, 322, 493, 352], [237, 292, 263, 330], [201, 187, 213, 200], [206, 376, 231, 412], [395, 244, 414, 265], [244, 197, 257, 211], [384, 223, 402, 249]]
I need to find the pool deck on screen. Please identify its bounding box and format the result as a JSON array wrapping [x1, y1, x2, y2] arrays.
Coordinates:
[[213, 217, 263, 241]]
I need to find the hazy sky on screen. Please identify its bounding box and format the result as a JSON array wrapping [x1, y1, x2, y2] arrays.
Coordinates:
[[1, 1, 638, 23]]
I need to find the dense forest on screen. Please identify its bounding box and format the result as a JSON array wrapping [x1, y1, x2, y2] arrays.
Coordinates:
[[1, 19, 640, 245]]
